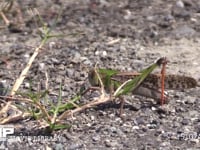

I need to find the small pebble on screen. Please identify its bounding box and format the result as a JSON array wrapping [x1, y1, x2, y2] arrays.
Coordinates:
[[176, 0, 184, 8]]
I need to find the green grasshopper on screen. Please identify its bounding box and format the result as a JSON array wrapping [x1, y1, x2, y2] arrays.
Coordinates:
[[88, 57, 197, 115]]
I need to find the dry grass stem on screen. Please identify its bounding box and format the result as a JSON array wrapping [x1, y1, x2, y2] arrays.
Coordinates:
[[0, 42, 46, 123], [59, 94, 110, 120]]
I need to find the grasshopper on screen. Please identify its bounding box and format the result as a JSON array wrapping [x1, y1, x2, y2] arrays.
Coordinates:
[[88, 57, 197, 115]]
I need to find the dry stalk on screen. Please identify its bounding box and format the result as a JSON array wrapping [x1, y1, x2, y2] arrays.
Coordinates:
[[0, 112, 31, 124], [0, 11, 10, 25], [0, 40, 46, 124], [11, 45, 44, 95], [59, 94, 111, 120]]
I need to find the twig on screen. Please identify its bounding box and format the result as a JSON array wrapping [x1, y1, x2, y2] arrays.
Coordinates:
[[59, 94, 110, 120], [0, 112, 31, 124]]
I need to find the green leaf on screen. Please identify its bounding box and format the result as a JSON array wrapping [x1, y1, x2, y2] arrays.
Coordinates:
[[50, 92, 81, 113], [50, 123, 71, 130], [114, 60, 161, 97], [57, 95, 81, 113]]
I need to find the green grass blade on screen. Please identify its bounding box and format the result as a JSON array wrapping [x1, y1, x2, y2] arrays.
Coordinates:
[[56, 95, 81, 113], [49, 123, 71, 130], [50, 89, 83, 113]]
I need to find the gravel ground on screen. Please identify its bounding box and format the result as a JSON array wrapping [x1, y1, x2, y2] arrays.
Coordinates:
[[0, 0, 200, 149]]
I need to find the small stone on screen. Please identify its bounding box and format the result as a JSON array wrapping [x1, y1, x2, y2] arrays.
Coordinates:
[[151, 106, 157, 111], [73, 52, 81, 58], [147, 123, 157, 129], [55, 77, 63, 83], [182, 118, 189, 125], [146, 16, 156, 21], [49, 41, 56, 50], [172, 25, 196, 39], [51, 58, 60, 64], [68, 143, 83, 150], [164, 14, 175, 22], [185, 97, 196, 104], [135, 117, 145, 125], [92, 135, 100, 142], [176, 0, 184, 8], [191, 18, 197, 22], [82, 59, 92, 65], [90, 115, 95, 120], [123, 9, 132, 20], [132, 126, 140, 130], [95, 51, 100, 55], [24, 82, 30, 88], [162, 132, 171, 139], [172, 7, 191, 19], [182, 126, 193, 132], [110, 126, 117, 133], [160, 141, 171, 147], [104, 139, 118, 147], [116, 128, 126, 136], [104, 139, 112, 147], [80, 56, 88, 61], [23, 53, 30, 59], [39, 63, 45, 70], [102, 51, 107, 56], [173, 121, 180, 128], [99, 0, 110, 7], [190, 139, 199, 144], [175, 106, 186, 112], [66, 69, 73, 77], [71, 52, 82, 63], [54, 143, 64, 150]]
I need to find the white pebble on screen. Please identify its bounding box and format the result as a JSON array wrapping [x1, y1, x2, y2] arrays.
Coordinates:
[[132, 126, 140, 130], [95, 51, 100, 55], [102, 51, 107, 56], [176, 0, 184, 8]]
